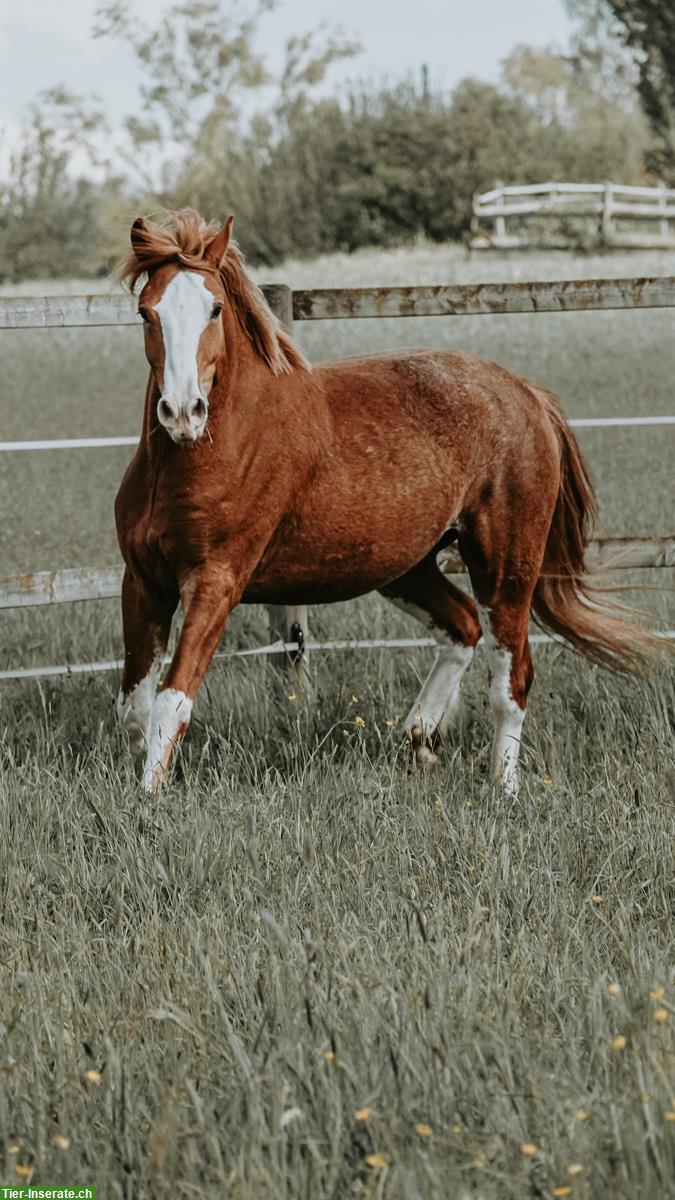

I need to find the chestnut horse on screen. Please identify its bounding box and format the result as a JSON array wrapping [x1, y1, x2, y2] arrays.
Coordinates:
[[115, 209, 658, 794]]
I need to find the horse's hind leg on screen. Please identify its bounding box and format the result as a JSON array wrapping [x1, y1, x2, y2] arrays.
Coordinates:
[[459, 498, 552, 793], [476, 603, 533, 793], [380, 552, 481, 762]]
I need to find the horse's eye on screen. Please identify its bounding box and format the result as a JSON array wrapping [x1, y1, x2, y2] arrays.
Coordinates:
[[138, 307, 150, 323], [211, 305, 222, 319]]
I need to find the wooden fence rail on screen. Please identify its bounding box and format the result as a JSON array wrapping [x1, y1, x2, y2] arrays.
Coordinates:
[[1, 536, 673, 612], [3, 276, 675, 329], [1, 275, 673, 682]]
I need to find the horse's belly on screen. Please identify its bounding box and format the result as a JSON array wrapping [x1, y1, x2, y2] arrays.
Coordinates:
[[245, 480, 455, 604], [245, 553, 424, 605]]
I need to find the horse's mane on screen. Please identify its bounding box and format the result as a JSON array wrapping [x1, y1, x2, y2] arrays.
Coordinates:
[[118, 209, 309, 377]]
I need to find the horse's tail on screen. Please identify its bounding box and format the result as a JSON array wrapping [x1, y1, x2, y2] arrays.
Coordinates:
[[532, 389, 665, 674]]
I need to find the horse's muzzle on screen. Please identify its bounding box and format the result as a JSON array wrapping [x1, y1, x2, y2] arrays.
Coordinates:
[[157, 396, 208, 443]]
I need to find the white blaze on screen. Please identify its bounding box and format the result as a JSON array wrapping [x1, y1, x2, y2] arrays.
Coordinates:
[[156, 272, 213, 405]]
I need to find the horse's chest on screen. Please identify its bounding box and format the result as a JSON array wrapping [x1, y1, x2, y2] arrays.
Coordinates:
[[132, 494, 234, 575]]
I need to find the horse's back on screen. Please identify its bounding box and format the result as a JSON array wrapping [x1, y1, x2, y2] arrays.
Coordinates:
[[313, 346, 557, 452]]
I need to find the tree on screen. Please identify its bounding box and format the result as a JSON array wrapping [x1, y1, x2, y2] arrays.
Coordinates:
[[567, 0, 675, 175], [0, 94, 110, 281], [605, 1, 675, 173], [501, 43, 650, 184], [92, 0, 360, 198], [1, 0, 361, 276]]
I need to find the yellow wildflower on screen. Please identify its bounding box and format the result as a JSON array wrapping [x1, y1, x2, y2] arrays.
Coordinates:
[[364, 1153, 387, 1169]]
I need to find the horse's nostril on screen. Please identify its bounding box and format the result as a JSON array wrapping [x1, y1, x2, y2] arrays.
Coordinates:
[[190, 397, 207, 421], [157, 399, 174, 424]]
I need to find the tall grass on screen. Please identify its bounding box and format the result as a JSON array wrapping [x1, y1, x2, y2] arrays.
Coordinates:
[[1, 646, 674, 1197]]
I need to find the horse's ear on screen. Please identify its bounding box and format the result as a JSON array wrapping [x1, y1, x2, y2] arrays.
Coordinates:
[[204, 215, 234, 268], [130, 216, 149, 251]]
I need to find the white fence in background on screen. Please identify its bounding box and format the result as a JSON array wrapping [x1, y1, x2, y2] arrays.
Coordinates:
[[471, 181, 675, 250]]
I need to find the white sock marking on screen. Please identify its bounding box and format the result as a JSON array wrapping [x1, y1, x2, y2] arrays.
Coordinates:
[[386, 595, 474, 737], [142, 687, 193, 792], [117, 649, 163, 755], [477, 604, 526, 794], [405, 643, 474, 737]]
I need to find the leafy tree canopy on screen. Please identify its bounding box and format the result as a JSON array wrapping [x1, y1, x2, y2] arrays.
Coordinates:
[[567, 0, 675, 175]]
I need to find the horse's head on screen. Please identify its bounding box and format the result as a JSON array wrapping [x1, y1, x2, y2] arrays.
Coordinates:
[[131, 215, 233, 444], [123, 209, 309, 443]]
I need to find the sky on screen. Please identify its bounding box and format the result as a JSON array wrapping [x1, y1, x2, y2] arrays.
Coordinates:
[[1, 0, 575, 173]]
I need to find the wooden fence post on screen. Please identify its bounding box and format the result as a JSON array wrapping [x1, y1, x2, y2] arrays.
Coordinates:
[[263, 283, 311, 691], [657, 181, 669, 239], [602, 182, 614, 246], [494, 180, 506, 245]]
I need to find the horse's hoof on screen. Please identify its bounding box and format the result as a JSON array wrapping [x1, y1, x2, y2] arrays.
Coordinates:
[[127, 729, 147, 756], [414, 744, 441, 771], [141, 761, 167, 794], [408, 723, 441, 772]]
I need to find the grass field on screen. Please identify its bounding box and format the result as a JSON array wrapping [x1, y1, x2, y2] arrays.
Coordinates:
[[1, 647, 674, 1196], [1, 243, 674, 1196]]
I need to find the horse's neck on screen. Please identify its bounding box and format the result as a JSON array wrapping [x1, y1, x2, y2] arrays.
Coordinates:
[[141, 372, 161, 447]]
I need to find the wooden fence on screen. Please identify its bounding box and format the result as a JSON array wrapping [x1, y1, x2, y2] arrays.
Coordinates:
[[1, 274, 674, 682], [471, 181, 675, 251]]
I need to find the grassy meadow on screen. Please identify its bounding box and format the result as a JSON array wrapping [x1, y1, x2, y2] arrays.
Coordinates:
[[0, 243, 674, 1196]]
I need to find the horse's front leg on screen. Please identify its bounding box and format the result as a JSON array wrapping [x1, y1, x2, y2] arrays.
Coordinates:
[[142, 564, 236, 793], [117, 568, 177, 755]]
